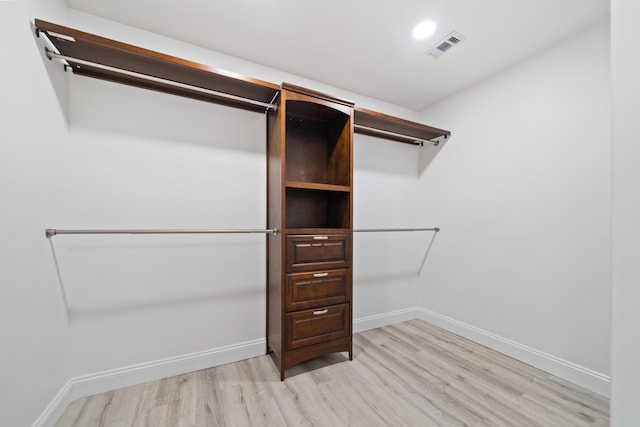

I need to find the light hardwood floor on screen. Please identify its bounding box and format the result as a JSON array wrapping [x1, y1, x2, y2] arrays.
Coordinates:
[[55, 320, 609, 426]]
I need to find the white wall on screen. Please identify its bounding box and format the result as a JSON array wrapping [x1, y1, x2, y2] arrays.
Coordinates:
[[417, 20, 611, 394], [0, 7, 426, 425], [611, 1, 640, 425], [0, 1, 70, 426], [353, 135, 425, 324], [59, 76, 269, 377]]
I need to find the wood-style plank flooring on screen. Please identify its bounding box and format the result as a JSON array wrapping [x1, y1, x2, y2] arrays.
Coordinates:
[[55, 320, 609, 426]]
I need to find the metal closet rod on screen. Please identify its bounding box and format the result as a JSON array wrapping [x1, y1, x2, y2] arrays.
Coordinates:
[[44, 227, 439, 238], [43, 48, 279, 112], [353, 124, 442, 147], [45, 228, 278, 239], [354, 227, 439, 233]]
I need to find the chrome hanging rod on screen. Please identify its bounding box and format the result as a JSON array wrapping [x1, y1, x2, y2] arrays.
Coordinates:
[[44, 48, 279, 112], [353, 124, 442, 147], [45, 228, 278, 239], [354, 227, 440, 233]]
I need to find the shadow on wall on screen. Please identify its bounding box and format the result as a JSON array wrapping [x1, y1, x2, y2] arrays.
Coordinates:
[[48, 235, 266, 320], [418, 231, 438, 275], [63, 286, 265, 320], [354, 230, 439, 282], [354, 133, 422, 176], [355, 132, 450, 177], [34, 26, 266, 154], [419, 136, 450, 176], [68, 76, 267, 154], [32, 20, 70, 125]]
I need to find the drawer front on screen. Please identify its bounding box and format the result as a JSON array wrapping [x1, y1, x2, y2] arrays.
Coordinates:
[[286, 303, 350, 350], [286, 234, 351, 272], [286, 269, 350, 311]]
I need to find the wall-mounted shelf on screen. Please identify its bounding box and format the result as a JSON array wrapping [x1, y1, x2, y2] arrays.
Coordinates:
[[34, 19, 451, 143], [34, 19, 280, 112], [354, 107, 451, 146]]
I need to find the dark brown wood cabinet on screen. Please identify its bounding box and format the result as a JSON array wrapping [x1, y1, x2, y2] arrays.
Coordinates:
[[267, 83, 354, 379]]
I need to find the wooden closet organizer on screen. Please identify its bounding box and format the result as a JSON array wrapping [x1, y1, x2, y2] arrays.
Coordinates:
[[34, 19, 451, 380]]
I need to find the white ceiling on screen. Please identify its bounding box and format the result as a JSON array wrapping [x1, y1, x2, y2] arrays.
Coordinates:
[[66, 0, 609, 111]]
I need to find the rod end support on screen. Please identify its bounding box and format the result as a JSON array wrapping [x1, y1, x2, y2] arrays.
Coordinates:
[[45, 229, 56, 239], [434, 227, 440, 232]]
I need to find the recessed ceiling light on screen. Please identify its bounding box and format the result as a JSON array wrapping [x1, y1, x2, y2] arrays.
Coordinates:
[[413, 20, 437, 39]]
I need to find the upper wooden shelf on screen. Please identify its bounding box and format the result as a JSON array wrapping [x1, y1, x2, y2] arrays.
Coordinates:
[[286, 181, 351, 193], [34, 19, 280, 113], [354, 107, 451, 146], [34, 19, 451, 143]]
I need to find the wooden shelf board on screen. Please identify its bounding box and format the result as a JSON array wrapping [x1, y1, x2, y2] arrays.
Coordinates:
[[354, 106, 451, 144], [285, 181, 351, 193], [35, 19, 280, 112], [285, 228, 352, 235]]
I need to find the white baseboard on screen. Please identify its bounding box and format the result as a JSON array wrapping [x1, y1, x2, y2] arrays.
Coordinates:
[[353, 306, 422, 333], [416, 307, 611, 398], [31, 380, 72, 427], [32, 338, 265, 427], [71, 338, 266, 399], [33, 309, 421, 426], [34, 307, 611, 426]]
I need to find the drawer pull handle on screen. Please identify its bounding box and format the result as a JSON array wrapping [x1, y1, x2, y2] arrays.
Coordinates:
[[313, 236, 329, 240], [313, 309, 329, 315], [313, 272, 329, 278]]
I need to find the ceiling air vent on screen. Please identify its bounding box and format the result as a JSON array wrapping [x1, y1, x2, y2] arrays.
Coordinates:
[[428, 31, 466, 59]]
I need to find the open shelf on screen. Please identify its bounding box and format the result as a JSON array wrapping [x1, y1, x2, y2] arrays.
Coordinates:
[[285, 100, 351, 187], [284, 228, 351, 235], [34, 19, 451, 145], [34, 19, 280, 112], [285, 188, 351, 229], [286, 181, 350, 192]]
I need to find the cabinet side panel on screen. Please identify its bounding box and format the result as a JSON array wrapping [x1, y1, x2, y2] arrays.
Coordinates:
[[328, 117, 352, 187], [348, 111, 354, 355], [267, 98, 284, 365]]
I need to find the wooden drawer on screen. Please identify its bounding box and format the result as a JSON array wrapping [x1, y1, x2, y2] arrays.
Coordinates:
[[286, 234, 350, 272], [285, 303, 350, 350], [286, 269, 350, 311]]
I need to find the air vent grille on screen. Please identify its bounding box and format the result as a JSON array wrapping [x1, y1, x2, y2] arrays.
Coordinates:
[[428, 31, 466, 58], [436, 42, 453, 52], [448, 36, 461, 44]]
